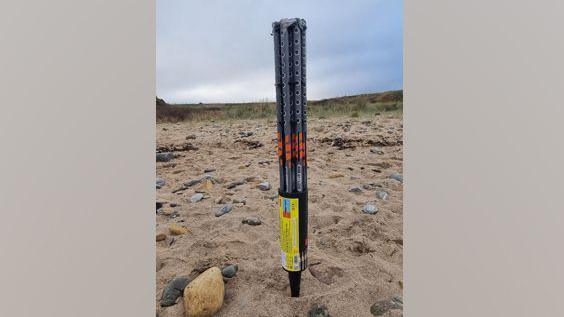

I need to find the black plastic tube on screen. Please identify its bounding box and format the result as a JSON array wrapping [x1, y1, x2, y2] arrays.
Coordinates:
[[272, 18, 308, 297], [288, 271, 301, 297]]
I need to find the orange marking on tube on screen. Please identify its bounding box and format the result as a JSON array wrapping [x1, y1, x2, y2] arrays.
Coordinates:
[[293, 134, 298, 158]]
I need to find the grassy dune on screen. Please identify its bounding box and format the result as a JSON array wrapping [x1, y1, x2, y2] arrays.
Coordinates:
[[156, 90, 402, 122]]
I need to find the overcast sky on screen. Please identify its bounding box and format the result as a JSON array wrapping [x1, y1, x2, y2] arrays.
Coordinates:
[[157, 0, 402, 103]]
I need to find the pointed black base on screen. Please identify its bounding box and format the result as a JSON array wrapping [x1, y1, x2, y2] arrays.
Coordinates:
[[289, 271, 301, 297]]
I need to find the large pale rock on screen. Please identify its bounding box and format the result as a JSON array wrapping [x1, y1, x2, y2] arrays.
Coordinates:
[[184, 267, 224, 317]]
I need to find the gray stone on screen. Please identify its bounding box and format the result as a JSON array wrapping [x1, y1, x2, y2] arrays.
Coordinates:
[[370, 298, 402, 316], [179, 174, 217, 190], [362, 204, 378, 214], [221, 264, 238, 278], [215, 204, 233, 217], [392, 295, 403, 305], [390, 172, 403, 183], [156, 178, 166, 189], [376, 191, 389, 200], [183, 179, 201, 187], [370, 146, 384, 155], [349, 186, 362, 193], [239, 131, 254, 137], [370, 301, 389, 316], [233, 197, 247, 205], [190, 193, 204, 203], [226, 180, 245, 189], [156, 152, 173, 162], [308, 304, 332, 317], [258, 182, 271, 191], [245, 176, 257, 182], [159, 276, 192, 307], [201, 174, 215, 180], [242, 217, 261, 225]]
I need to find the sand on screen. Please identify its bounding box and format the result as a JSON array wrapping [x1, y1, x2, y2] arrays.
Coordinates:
[[156, 115, 403, 317]]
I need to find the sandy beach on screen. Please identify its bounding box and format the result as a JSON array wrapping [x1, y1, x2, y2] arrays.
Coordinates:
[[156, 115, 403, 317]]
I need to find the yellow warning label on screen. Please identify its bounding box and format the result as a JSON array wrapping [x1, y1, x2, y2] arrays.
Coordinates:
[[279, 195, 300, 271]]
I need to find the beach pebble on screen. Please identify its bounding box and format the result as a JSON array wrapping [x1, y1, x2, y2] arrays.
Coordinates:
[[197, 179, 214, 191], [309, 264, 343, 285], [183, 179, 200, 188], [239, 131, 254, 137], [376, 191, 389, 200], [370, 146, 384, 154], [190, 193, 204, 203], [242, 217, 261, 226], [370, 297, 402, 316], [160, 276, 192, 307], [221, 264, 238, 278], [156, 233, 167, 242], [215, 204, 233, 217], [186, 134, 197, 140], [184, 267, 224, 317], [308, 303, 332, 317], [226, 180, 245, 189], [156, 152, 173, 162], [169, 223, 189, 235], [203, 168, 215, 173], [156, 178, 166, 189], [349, 186, 362, 193], [258, 182, 271, 191], [245, 176, 257, 182], [233, 197, 247, 205], [362, 204, 378, 214], [328, 172, 344, 179], [390, 172, 403, 183], [215, 196, 225, 204]]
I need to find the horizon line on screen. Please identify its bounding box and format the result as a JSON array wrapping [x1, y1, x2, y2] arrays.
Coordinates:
[[158, 88, 403, 105]]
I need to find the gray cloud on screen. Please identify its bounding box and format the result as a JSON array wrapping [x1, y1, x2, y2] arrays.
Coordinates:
[[157, 0, 402, 103]]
